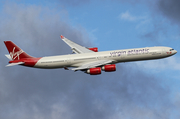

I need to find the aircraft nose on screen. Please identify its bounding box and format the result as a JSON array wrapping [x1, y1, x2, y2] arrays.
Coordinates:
[[174, 50, 177, 54]]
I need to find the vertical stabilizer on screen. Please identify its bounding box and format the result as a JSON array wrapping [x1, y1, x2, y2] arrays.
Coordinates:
[[4, 41, 34, 60]]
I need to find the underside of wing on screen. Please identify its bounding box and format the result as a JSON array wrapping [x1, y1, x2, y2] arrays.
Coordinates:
[[71, 60, 115, 71], [60, 35, 94, 54]]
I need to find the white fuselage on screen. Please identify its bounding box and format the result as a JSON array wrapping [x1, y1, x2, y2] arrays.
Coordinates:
[[34, 46, 177, 69]]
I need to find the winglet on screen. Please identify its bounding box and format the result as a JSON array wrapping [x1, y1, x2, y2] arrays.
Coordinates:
[[60, 35, 65, 39]]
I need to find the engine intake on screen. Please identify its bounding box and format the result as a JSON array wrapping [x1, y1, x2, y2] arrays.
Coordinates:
[[86, 67, 101, 75], [102, 64, 116, 72]]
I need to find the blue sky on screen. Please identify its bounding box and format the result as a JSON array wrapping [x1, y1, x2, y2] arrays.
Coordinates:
[[0, 0, 180, 119]]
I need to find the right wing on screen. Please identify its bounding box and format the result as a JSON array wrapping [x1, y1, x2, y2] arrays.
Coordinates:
[[60, 35, 94, 54]]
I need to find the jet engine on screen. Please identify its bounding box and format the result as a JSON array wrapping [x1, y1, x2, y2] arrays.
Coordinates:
[[102, 64, 116, 72], [86, 67, 101, 75], [88, 47, 98, 52]]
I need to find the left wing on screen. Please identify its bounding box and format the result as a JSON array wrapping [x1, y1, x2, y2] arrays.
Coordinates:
[[71, 60, 116, 71], [60, 35, 94, 54]]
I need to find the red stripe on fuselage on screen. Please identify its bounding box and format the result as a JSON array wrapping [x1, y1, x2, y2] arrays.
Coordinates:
[[9, 57, 42, 67]]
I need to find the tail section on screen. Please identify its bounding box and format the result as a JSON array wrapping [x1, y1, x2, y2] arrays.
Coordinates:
[[4, 41, 34, 60]]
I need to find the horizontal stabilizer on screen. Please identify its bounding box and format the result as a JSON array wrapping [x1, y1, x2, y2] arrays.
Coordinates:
[[6, 62, 24, 67], [5, 54, 12, 60]]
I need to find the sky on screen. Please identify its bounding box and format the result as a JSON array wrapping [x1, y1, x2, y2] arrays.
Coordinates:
[[0, 0, 180, 119]]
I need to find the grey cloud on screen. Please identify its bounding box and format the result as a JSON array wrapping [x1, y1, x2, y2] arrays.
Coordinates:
[[0, 2, 177, 119], [139, 22, 168, 45], [115, 0, 180, 26], [157, 0, 180, 25]]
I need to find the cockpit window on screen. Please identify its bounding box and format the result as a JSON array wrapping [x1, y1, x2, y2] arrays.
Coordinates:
[[170, 49, 174, 51]]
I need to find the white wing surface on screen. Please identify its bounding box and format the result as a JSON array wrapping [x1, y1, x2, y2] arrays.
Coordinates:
[[60, 35, 94, 54], [71, 60, 115, 71]]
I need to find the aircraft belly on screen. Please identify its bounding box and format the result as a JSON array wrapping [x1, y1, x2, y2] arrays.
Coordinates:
[[34, 62, 64, 69], [33, 57, 90, 69], [34, 58, 66, 69]]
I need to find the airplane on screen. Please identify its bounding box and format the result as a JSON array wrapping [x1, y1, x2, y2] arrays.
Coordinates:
[[4, 35, 177, 75]]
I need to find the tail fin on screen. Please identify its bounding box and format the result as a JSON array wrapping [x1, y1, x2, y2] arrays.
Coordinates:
[[4, 41, 33, 60]]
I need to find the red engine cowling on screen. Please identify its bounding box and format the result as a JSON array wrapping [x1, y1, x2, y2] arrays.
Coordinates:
[[86, 67, 101, 75], [88, 47, 98, 52], [102, 64, 116, 72]]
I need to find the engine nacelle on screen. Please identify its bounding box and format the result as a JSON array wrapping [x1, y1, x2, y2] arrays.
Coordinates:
[[86, 67, 101, 75], [88, 47, 98, 52], [102, 64, 116, 72]]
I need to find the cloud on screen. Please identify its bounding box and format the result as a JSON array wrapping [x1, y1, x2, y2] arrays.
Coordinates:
[[139, 21, 169, 44], [116, 0, 180, 43], [120, 11, 137, 21], [0, 2, 178, 119], [157, 0, 180, 25], [119, 11, 146, 22], [136, 56, 180, 72], [119, 11, 164, 43]]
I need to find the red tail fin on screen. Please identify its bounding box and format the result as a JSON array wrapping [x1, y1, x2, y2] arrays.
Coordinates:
[[4, 41, 34, 60]]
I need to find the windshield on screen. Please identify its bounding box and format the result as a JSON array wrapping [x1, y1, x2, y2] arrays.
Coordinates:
[[170, 49, 174, 51]]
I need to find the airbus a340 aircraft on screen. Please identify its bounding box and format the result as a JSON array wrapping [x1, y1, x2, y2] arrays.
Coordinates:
[[4, 35, 177, 75]]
